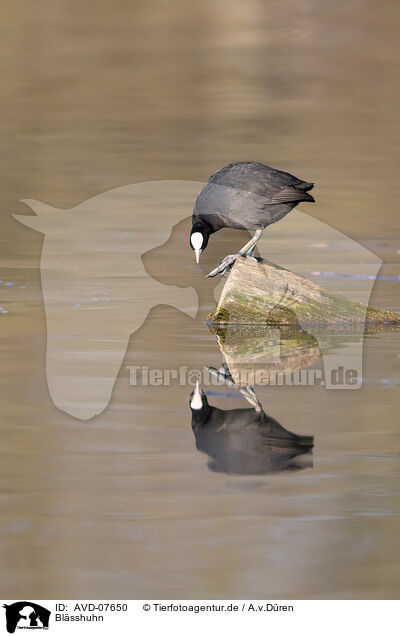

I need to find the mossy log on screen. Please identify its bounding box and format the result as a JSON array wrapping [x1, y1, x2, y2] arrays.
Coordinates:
[[207, 322, 399, 388], [208, 323, 321, 386], [209, 257, 400, 326]]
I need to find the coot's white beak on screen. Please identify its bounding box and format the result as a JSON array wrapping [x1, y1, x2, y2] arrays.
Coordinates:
[[190, 380, 203, 410], [195, 248, 201, 264]]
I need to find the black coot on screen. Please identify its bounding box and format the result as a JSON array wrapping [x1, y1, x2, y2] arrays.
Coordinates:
[[190, 161, 315, 276], [189, 382, 314, 475]]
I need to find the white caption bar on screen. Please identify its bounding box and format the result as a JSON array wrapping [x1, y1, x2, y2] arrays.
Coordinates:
[[1, 600, 398, 635]]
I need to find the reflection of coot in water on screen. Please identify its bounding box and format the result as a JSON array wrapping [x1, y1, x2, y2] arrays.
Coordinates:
[[189, 384, 314, 475]]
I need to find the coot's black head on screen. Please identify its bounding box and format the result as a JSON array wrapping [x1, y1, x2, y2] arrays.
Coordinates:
[[190, 220, 211, 264]]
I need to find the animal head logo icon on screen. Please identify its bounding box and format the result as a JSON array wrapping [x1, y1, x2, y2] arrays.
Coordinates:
[[13, 180, 382, 419], [13, 181, 201, 419], [3, 602, 51, 633]]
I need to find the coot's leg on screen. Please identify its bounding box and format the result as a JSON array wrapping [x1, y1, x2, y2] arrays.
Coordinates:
[[207, 365, 262, 412], [239, 228, 263, 257], [206, 229, 263, 277], [207, 365, 236, 387], [239, 385, 263, 412]]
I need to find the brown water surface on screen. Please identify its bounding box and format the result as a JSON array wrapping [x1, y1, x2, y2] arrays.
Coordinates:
[[1, 0, 400, 599]]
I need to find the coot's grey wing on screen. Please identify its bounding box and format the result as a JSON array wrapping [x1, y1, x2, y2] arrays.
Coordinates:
[[208, 161, 314, 203], [208, 162, 285, 199], [193, 181, 266, 231]]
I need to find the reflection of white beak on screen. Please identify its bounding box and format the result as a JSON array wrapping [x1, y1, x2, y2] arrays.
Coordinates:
[[190, 380, 203, 410], [195, 248, 201, 264]]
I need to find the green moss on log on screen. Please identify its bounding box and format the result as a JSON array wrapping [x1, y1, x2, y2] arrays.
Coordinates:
[[208, 257, 400, 327]]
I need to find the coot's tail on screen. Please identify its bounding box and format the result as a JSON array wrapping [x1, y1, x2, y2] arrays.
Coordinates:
[[261, 429, 314, 450], [260, 413, 314, 450], [291, 433, 314, 449], [271, 184, 315, 204], [297, 181, 314, 191]]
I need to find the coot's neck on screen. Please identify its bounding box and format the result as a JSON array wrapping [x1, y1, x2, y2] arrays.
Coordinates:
[[191, 397, 211, 428]]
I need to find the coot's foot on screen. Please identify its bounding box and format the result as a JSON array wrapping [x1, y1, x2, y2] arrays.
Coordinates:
[[205, 253, 257, 278], [205, 253, 240, 278], [207, 364, 236, 386]]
